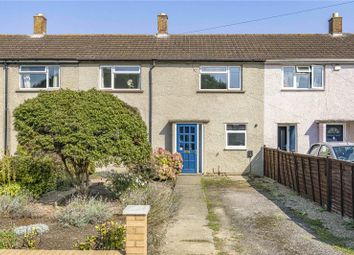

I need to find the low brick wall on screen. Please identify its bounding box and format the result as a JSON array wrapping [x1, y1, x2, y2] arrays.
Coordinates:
[[0, 251, 119, 255], [0, 205, 151, 255]]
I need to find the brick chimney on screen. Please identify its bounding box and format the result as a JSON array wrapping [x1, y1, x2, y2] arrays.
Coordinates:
[[33, 13, 47, 35], [157, 13, 168, 37], [329, 12, 342, 35]]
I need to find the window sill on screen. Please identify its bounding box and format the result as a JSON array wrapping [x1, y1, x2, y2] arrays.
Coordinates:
[[281, 88, 325, 92], [16, 89, 60, 93], [100, 89, 144, 93], [224, 148, 247, 151], [197, 90, 245, 93]]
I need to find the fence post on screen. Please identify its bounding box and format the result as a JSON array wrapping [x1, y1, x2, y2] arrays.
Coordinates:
[[326, 157, 332, 212], [292, 152, 300, 194], [123, 205, 151, 255], [352, 165, 354, 219], [340, 163, 344, 216]]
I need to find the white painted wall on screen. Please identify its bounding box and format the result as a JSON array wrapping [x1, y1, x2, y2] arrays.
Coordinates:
[[264, 64, 354, 153]]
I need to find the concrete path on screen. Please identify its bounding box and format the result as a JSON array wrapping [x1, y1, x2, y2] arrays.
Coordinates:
[[162, 175, 215, 255]]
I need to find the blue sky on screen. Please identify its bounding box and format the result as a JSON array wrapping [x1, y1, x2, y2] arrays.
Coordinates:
[[0, 1, 353, 34]]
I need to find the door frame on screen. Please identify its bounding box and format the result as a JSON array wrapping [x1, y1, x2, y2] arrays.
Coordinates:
[[173, 123, 203, 174], [277, 123, 297, 152]]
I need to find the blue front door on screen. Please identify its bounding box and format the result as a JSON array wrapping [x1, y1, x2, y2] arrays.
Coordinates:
[[177, 124, 198, 173]]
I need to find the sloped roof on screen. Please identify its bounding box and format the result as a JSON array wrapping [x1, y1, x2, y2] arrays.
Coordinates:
[[0, 34, 354, 61]]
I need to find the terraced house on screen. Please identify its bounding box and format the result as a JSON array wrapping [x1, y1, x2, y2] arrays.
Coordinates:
[[0, 12, 353, 175]]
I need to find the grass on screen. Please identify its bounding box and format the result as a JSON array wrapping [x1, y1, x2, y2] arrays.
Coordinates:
[[291, 208, 354, 255]]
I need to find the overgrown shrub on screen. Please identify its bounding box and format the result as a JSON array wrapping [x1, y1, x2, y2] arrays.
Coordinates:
[[0, 193, 32, 218], [153, 148, 183, 180], [108, 172, 147, 199], [12, 151, 58, 198], [56, 196, 113, 227], [75, 221, 125, 250], [0, 230, 17, 249], [131, 148, 183, 181], [14, 89, 151, 192], [121, 183, 178, 254]]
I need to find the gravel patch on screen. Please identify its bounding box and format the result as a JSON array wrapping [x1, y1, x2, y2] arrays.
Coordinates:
[[202, 176, 352, 255]]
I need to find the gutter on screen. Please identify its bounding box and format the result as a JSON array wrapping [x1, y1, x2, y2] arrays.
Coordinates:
[[266, 59, 354, 64], [0, 60, 79, 64], [148, 60, 156, 144], [3, 62, 8, 154]]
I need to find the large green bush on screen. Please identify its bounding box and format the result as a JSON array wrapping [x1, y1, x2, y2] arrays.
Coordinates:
[[11, 152, 58, 197], [14, 89, 151, 192]]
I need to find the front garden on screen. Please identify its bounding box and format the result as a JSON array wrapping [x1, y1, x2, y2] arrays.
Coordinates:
[[0, 89, 182, 254]]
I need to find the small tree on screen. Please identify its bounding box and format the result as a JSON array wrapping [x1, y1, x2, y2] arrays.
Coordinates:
[[14, 89, 151, 192]]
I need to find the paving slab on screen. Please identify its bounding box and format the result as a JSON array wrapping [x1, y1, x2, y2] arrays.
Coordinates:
[[162, 175, 215, 255]]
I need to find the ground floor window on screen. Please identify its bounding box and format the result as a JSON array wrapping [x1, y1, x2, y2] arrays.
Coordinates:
[[326, 124, 344, 142], [277, 124, 296, 152], [225, 124, 247, 149]]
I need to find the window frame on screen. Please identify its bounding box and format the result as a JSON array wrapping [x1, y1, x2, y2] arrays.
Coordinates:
[[19, 65, 61, 90], [324, 123, 346, 142], [225, 123, 247, 150], [99, 65, 141, 90], [277, 124, 297, 152], [282, 65, 324, 90], [199, 66, 242, 91]]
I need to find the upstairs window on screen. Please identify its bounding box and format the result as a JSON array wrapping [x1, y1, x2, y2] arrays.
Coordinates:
[[20, 65, 60, 89], [200, 66, 241, 90], [283, 65, 324, 89], [101, 66, 141, 89], [225, 124, 247, 150]]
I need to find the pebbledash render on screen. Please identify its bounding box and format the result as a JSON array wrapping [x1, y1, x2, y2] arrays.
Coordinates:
[[0, 13, 354, 175]]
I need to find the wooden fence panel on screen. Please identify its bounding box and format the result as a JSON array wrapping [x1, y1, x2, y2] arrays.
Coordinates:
[[264, 147, 354, 219]]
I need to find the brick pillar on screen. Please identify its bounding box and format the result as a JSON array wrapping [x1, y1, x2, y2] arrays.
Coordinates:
[[123, 205, 151, 255]]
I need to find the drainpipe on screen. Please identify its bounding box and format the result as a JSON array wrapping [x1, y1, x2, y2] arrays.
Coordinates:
[[148, 60, 156, 144], [3, 62, 8, 155]]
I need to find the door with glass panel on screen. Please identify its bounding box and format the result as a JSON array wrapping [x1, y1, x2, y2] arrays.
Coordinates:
[[277, 125, 296, 152], [176, 124, 198, 173]]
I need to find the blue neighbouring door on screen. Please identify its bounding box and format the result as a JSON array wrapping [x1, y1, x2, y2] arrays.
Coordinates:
[[177, 124, 198, 173]]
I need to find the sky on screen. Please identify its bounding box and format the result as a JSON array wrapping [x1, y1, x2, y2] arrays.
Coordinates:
[[0, 0, 353, 35]]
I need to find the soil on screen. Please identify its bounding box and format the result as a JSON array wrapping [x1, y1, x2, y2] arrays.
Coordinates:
[[0, 209, 124, 250]]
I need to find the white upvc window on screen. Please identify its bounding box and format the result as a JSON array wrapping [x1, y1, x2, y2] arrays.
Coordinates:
[[19, 65, 60, 89], [200, 66, 242, 90], [225, 124, 247, 150], [100, 65, 141, 89], [283, 65, 324, 89]]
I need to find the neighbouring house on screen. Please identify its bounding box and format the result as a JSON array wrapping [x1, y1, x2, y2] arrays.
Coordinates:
[[264, 13, 354, 154], [0, 12, 353, 175]]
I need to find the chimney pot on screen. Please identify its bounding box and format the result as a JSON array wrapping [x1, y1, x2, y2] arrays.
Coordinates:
[[157, 13, 168, 37], [329, 12, 342, 35], [34, 13, 47, 35]]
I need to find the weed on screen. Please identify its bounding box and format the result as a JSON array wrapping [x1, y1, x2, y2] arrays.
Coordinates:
[[23, 228, 40, 249], [75, 221, 125, 250], [291, 208, 354, 254], [0, 230, 17, 249]]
